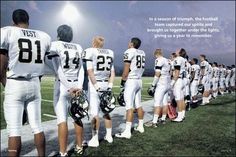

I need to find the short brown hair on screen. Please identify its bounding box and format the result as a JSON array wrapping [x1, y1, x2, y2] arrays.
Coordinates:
[[200, 54, 206, 59], [154, 49, 162, 56], [92, 36, 105, 48]]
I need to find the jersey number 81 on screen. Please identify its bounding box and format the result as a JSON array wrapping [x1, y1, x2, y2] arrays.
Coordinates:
[[18, 38, 43, 63]]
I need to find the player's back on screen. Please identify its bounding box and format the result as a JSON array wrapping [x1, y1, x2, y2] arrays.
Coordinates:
[[192, 64, 200, 80], [200, 60, 209, 76], [50, 41, 83, 79], [173, 56, 186, 77], [84, 47, 114, 81], [1, 26, 51, 78], [155, 56, 171, 77], [124, 48, 145, 79]]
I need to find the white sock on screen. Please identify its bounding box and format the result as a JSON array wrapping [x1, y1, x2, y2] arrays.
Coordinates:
[[138, 119, 144, 127], [106, 128, 112, 137], [124, 122, 132, 133], [152, 114, 159, 123], [177, 112, 181, 118], [182, 110, 186, 118], [202, 97, 206, 104], [161, 114, 166, 121]]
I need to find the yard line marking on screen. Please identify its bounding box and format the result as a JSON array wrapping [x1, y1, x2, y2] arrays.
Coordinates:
[[43, 114, 57, 118], [42, 99, 53, 103]]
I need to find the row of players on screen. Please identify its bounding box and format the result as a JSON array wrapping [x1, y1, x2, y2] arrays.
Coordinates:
[[0, 9, 235, 157], [145, 49, 235, 127]]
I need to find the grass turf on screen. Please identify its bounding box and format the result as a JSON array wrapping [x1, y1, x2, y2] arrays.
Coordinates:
[[0, 76, 153, 129], [0, 77, 235, 156], [81, 94, 235, 156]]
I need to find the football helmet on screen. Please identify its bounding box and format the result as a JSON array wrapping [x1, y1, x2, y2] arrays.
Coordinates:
[[99, 91, 116, 114], [147, 85, 156, 97], [117, 91, 125, 106], [68, 91, 89, 125], [198, 84, 204, 94]]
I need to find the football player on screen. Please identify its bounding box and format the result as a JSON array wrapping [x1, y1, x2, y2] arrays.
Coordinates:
[[145, 49, 171, 127], [83, 36, 115, 147], [212, 62, 219, 98], [199, 55, 211, 105], [190, 58, 200, 104], [171, 48, 187, 122], [49, 25, 84, 156], [115, 37, 145, 139], [230, 65, 235, 91], [219, 64, 226, 95], [0, 9, 51, 156], [208, 62, 213, 100], [225, 66, 232, 93], [183, 55, 191, 110]]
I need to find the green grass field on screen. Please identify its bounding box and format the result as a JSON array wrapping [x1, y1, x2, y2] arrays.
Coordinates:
[[0, 76, 153, 129], [1, 77, 235, 156], [82, 94, 236, 156]]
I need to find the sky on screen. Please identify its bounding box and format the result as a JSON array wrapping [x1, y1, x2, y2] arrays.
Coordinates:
[[1, 1, 235, 69]]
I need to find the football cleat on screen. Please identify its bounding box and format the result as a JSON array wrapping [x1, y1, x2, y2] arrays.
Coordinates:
[[115, 132, 131, 139], [99, 91, 116, 114], [134, 126, 144, 133], [144, 121, 157, 128], [74, 145, 84, 155], [88, 136, 99, 147], [68, 91, 89, 125], [172, 117, 183, 122], [104, 135, 113, 143], [147, 85, 156, 97]]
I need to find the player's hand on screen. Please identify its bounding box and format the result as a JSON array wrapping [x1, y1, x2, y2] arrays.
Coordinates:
[[68, 88, 82, 97], [149, 85, 156, 91], [96, 88, 103, 96]]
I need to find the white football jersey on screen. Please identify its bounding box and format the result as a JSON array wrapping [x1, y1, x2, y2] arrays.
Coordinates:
[[200, 60, 210, 76], [212, 67, 219, 78], [226, 69, 231, 79], [49, 41, 83, 80], [185, 59, 191, 78], [123, 48, 145, 79], [191, 64, 200, 80], [208, 64, 213, 79], [231, 68, 235, 78], [83, 48, 114, 81], [154, 56, 171, 78], [221, 68, 226, 78], [0, 26, 51, 78], [173, 56, 186, 78]]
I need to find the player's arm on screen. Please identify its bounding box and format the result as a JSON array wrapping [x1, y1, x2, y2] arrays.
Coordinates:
[[121, 62, 130, 90], [190, 68, 195, 82], [151, 61, 162, 87], [108, 67, 115, 90], [77, 54, 84, 90], [51, 56, 72, 89], [0, 50, 8, 87]]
